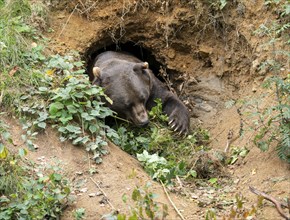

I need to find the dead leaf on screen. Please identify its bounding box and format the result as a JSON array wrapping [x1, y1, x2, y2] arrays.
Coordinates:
[[9, 66, 19, 76]]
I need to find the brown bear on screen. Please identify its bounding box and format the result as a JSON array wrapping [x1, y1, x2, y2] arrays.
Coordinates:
[[92, 51, 189, 134]]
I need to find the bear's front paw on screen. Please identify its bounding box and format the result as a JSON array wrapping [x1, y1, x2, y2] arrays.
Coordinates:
[[168, 112, 189, 135]]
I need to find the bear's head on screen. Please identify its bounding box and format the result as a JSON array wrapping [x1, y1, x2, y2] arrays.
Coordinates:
[[93, 62, 152, 127]]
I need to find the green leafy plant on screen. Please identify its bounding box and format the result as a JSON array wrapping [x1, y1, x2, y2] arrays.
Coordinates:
[[12, 51, 119, 163], [105, 183, 168, 220], [0, 146, 71, 220], [249, 5, 290, 162], [226, 146, 249, 165], [137, 150, 172, 183], [0, 0, 48, 70], [48, 74, 118, 163], [205, 194, 259, 220], [73, 208, 86, 220], [208, 0, 228, 11], [109, 99, 210, 183], [252, 76, 290, 162]]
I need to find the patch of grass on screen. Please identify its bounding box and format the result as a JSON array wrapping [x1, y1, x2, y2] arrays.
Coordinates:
[[0, 0, 48, 70]]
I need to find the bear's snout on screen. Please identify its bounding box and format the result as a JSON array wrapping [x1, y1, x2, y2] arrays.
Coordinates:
[[131, 104, 149, 127]]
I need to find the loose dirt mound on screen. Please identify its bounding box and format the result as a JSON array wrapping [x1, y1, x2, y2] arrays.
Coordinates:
[[5, 0, 289, 219]]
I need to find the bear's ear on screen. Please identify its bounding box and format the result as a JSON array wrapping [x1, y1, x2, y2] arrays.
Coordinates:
[[92, 67, 101, 85], [133, 62, 149, 73], [93, 66, 100, 78]]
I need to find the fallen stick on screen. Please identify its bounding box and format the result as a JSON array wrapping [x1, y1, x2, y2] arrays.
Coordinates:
[[249, 186, 289, 220], [161, 181, 186, 220], [58, 4, 78, 38], [90, 177, 115, 211]]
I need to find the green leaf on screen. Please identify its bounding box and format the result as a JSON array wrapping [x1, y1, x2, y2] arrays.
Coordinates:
[[39, 87, 48, 92], [122, 194, 127, 203], [0, 144, 8, 159], [132, 189, 141, 201], [65, 125, 81, 134], [257, 141, 269, 152], [19, 148, 27, 157], [49, 102, 64, 115], [67, 105, 78, 114], [188, 170, 197, 178], [89, 125, 97, 133], [51, 173, 62, 182], [38, 122, 46, 129], [117, 214, 127, 220], [208, 178, 218, 184]]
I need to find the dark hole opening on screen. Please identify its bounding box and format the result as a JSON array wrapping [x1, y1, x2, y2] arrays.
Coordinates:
[[85, 41, 163, 81]]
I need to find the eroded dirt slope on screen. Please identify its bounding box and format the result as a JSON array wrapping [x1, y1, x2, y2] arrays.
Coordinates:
[[4, 0, 290, 219]]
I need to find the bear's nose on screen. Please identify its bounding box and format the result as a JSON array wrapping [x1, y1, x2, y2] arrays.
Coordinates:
[[139, 120, 149, 127]]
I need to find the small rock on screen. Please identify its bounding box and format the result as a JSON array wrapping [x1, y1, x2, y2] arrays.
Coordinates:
[[37, 156, 45, 161], [96, 191, 103, 196], [233, 178, 240, 184], [31, 42, 37, 48], [167, 49, 176, 59], [199, 103, 213, 112], [191, 194, 199, 199], [75, 171, 83, 175], [79, 188, 88, 193], [88, 193, 96, 197]]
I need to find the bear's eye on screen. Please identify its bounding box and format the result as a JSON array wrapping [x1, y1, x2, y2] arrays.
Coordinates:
[[125, 101, 133, 109], [140, 97, 146, 104]]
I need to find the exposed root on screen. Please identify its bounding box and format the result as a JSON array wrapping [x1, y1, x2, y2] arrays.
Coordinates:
[[249, 186, 290, 220]]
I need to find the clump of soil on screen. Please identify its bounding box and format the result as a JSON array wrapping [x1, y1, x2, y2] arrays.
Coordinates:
[[5, 0, 289, 219]]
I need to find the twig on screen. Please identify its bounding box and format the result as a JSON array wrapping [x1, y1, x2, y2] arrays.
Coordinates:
[[90, 177, 115, 211], [160, 181, 186, 220], [249, 186, 290, 220], [58, 4, 79, 38], [176, 175, 183, 188], [224, 129, 233, 153], [0, 90, 4, 106]]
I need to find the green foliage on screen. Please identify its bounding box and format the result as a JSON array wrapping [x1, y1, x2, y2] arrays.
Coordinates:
[[208, 0, 228, 10], [106, 183, 168, 220], [264, 0, 290, 17], [253, 76, 290, 162], [11, 51, 118, 163], [109, 99, 210, 183], [249, 5, 290, 162], [48, 73, 117, 163], [0, 146, 71, 220], [226, 146, 249, 165], [0, 0, 48, 70], [73, 208, 86, 220]]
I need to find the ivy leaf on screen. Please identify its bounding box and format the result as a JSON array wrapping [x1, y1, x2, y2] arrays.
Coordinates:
[[38, 122, 46, 129], [19, 148, 27, 157], [49, 102, 64, 115], [0, 144, 8, 159]]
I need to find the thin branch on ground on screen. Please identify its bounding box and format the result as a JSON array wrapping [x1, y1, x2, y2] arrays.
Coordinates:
[[58, 4, 79, 38], [161, 180, 186, 220], [224, 129, 233, 153], [90, 177, 116, 211]]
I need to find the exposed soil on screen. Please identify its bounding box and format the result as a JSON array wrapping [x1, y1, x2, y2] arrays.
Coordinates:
[[3, 0, 289, 219]]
